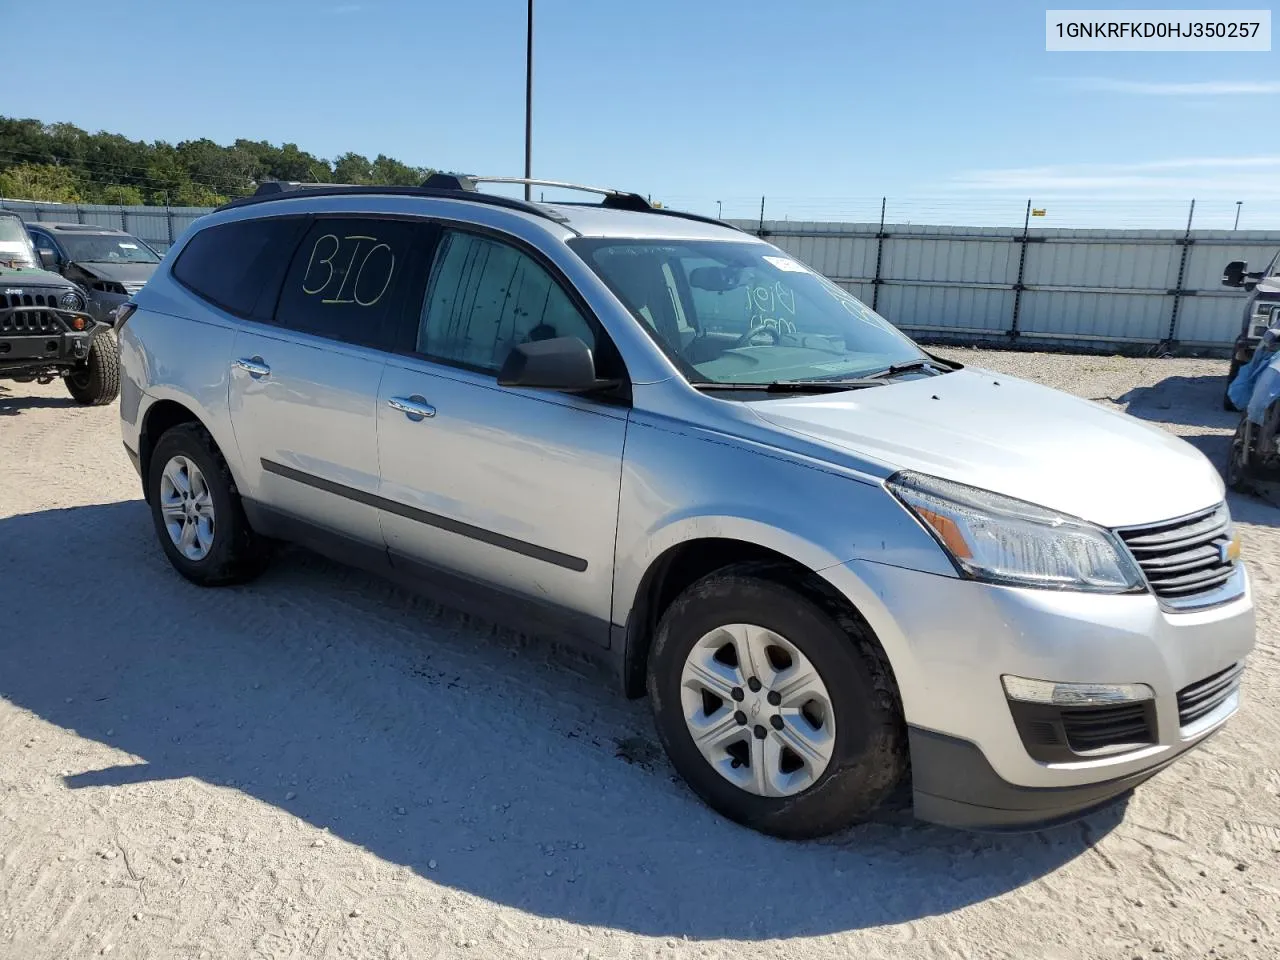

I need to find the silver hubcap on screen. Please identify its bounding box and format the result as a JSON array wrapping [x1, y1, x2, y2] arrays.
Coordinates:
[[159, 455, 215, 561], [679, 623, 836, 797]]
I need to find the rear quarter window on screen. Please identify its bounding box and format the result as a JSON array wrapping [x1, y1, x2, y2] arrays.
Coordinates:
[[171, 217, 307, 319]]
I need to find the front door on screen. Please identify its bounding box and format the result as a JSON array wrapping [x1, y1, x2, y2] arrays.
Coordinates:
[[376, 228, 629, 643]]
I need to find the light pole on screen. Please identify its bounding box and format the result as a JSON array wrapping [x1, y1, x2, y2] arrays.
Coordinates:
[[524, 0, 534, 200]]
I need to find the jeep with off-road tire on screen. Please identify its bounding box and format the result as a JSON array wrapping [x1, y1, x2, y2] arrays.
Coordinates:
[[0, 211, 120, 405]]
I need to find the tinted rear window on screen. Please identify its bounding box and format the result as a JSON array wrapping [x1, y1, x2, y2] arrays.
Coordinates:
[[171, 217, 306, 319]]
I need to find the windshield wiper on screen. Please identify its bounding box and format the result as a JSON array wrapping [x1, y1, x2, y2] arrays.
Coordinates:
[[865, 357, 952, 380], [691, 379, 886, 394]]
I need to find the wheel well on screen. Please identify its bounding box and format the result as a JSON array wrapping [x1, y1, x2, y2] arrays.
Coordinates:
[[620, 538, 882, 699], [139, 400, 200, 499]]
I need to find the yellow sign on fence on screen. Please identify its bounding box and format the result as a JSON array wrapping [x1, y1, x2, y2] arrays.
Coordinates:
[[1031, 208, 1047, 217]]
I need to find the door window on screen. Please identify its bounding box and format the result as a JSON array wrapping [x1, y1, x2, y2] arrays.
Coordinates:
[[415, 230, 596, 372], [171, 216, 306, 319], [274, 217, 429, 351]]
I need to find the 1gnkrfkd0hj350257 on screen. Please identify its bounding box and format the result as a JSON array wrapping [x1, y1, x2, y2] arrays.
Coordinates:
[[116, 176, 1254, 838]]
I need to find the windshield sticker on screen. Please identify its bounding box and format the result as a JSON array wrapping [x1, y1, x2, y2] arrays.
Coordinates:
[[118, 242, 138, 249], [762, 255, 809, 274]]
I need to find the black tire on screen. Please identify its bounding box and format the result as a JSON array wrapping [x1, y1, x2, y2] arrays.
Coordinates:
[[147, 422, 270, 586], [65, 328, 120, 405], [1223, 356, 1242, 411], [647, 566, 906, 839], [1225, 418, 1251, 492]]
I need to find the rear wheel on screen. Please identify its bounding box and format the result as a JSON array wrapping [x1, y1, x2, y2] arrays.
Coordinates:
[[647, 567, 906, 839], [65, 328, 120, 405], [1223, 356, 1243, 411], [147, 423, 270, 586], [1225, 419, 1251, 492]]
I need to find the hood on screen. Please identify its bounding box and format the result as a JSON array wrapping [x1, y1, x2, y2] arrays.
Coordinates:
[[68, 260, 158, 287], [751, 368, 1223, 528], [0, 264, 76, 290], [1254, 277, 1280, 299]]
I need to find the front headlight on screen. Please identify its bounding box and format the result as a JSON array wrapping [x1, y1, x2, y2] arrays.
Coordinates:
[[59, 290, 85, 312], [887, 471, 1144, 593]]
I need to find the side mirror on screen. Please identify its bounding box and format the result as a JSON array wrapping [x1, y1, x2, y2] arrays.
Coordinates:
[[37, 248, 60, 270], [1222, 260, 1247, 287], [497, 336, 609, 392]]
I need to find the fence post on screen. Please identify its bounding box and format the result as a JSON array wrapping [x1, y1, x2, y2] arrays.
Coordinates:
[[119, 206, 126, 231], [871, 196, 887, 311], [757, 196, 766, 237], [1008, 199, 1032, 338], [1165, 198, 1196, 345], [165, 206, 174, 247]]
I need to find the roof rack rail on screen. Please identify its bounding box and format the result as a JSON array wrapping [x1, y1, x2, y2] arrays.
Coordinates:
[[422, 174, 743, 232], [423, 175, 653, 212], [216, 178, 742, 234], [213, 180, 569, 224]]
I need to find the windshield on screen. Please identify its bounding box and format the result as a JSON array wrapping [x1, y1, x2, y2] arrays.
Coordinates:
[[57, 233, 160, 264], [0, 217, 37, 267], [571, 238, 927, 385]]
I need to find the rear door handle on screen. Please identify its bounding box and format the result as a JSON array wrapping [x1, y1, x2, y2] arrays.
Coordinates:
[[388, 395, 436, 421], [234, 357, 271, 379]]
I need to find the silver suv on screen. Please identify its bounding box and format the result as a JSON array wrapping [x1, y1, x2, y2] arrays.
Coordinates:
[[118, 176, 1255, 838]]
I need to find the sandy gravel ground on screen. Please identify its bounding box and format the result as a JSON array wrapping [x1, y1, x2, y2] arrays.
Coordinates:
[[1, 351, 1277, 960]]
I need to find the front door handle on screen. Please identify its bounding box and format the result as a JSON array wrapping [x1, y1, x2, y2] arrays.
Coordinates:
[[234, 356, 271, 379], [388, 395, 436, 421]]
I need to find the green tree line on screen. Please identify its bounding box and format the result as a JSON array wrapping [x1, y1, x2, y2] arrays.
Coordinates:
[[0, 117, 435, 207]]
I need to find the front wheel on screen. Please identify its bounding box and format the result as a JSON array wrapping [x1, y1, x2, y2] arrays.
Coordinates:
[[646, 567, 906, 839], [65, 328, 120, 405]]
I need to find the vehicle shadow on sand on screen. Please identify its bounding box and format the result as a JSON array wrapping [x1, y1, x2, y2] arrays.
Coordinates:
[[1110, 373, 1240, 432], [0, 501, 1128, 940], [0, 386, 81, 416]]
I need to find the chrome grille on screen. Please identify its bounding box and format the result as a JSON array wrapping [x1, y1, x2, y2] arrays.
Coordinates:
[[0, 292, 60, 334], [1116, 504, 1236, 600], [1177, 662, 1244, 729]]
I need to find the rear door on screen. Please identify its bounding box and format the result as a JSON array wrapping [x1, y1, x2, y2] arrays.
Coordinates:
[[375, 227, 630, 643], [227, 215, 433, 545]]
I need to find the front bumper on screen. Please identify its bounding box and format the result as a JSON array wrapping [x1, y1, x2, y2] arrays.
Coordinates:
[[907, 725, 1212, 830], [0, 305, 101, 374], [821, 557, 1255, 827], [0, 330, 95, 374]]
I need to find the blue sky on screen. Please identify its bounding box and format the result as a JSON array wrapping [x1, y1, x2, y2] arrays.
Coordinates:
[[6, 0, 1279, 227]]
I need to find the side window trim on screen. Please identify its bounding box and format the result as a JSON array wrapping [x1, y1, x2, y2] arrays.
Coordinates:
[[404, 222, 628, 389]]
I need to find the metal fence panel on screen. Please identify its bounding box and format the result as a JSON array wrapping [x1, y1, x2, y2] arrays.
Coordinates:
[[884, 284, 1014, 334]]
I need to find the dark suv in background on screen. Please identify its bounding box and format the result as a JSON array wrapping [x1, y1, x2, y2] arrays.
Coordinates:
[[1, 212, 119, 405], [27, 222, 162, 327], [1222, 251, 1280, 409]]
